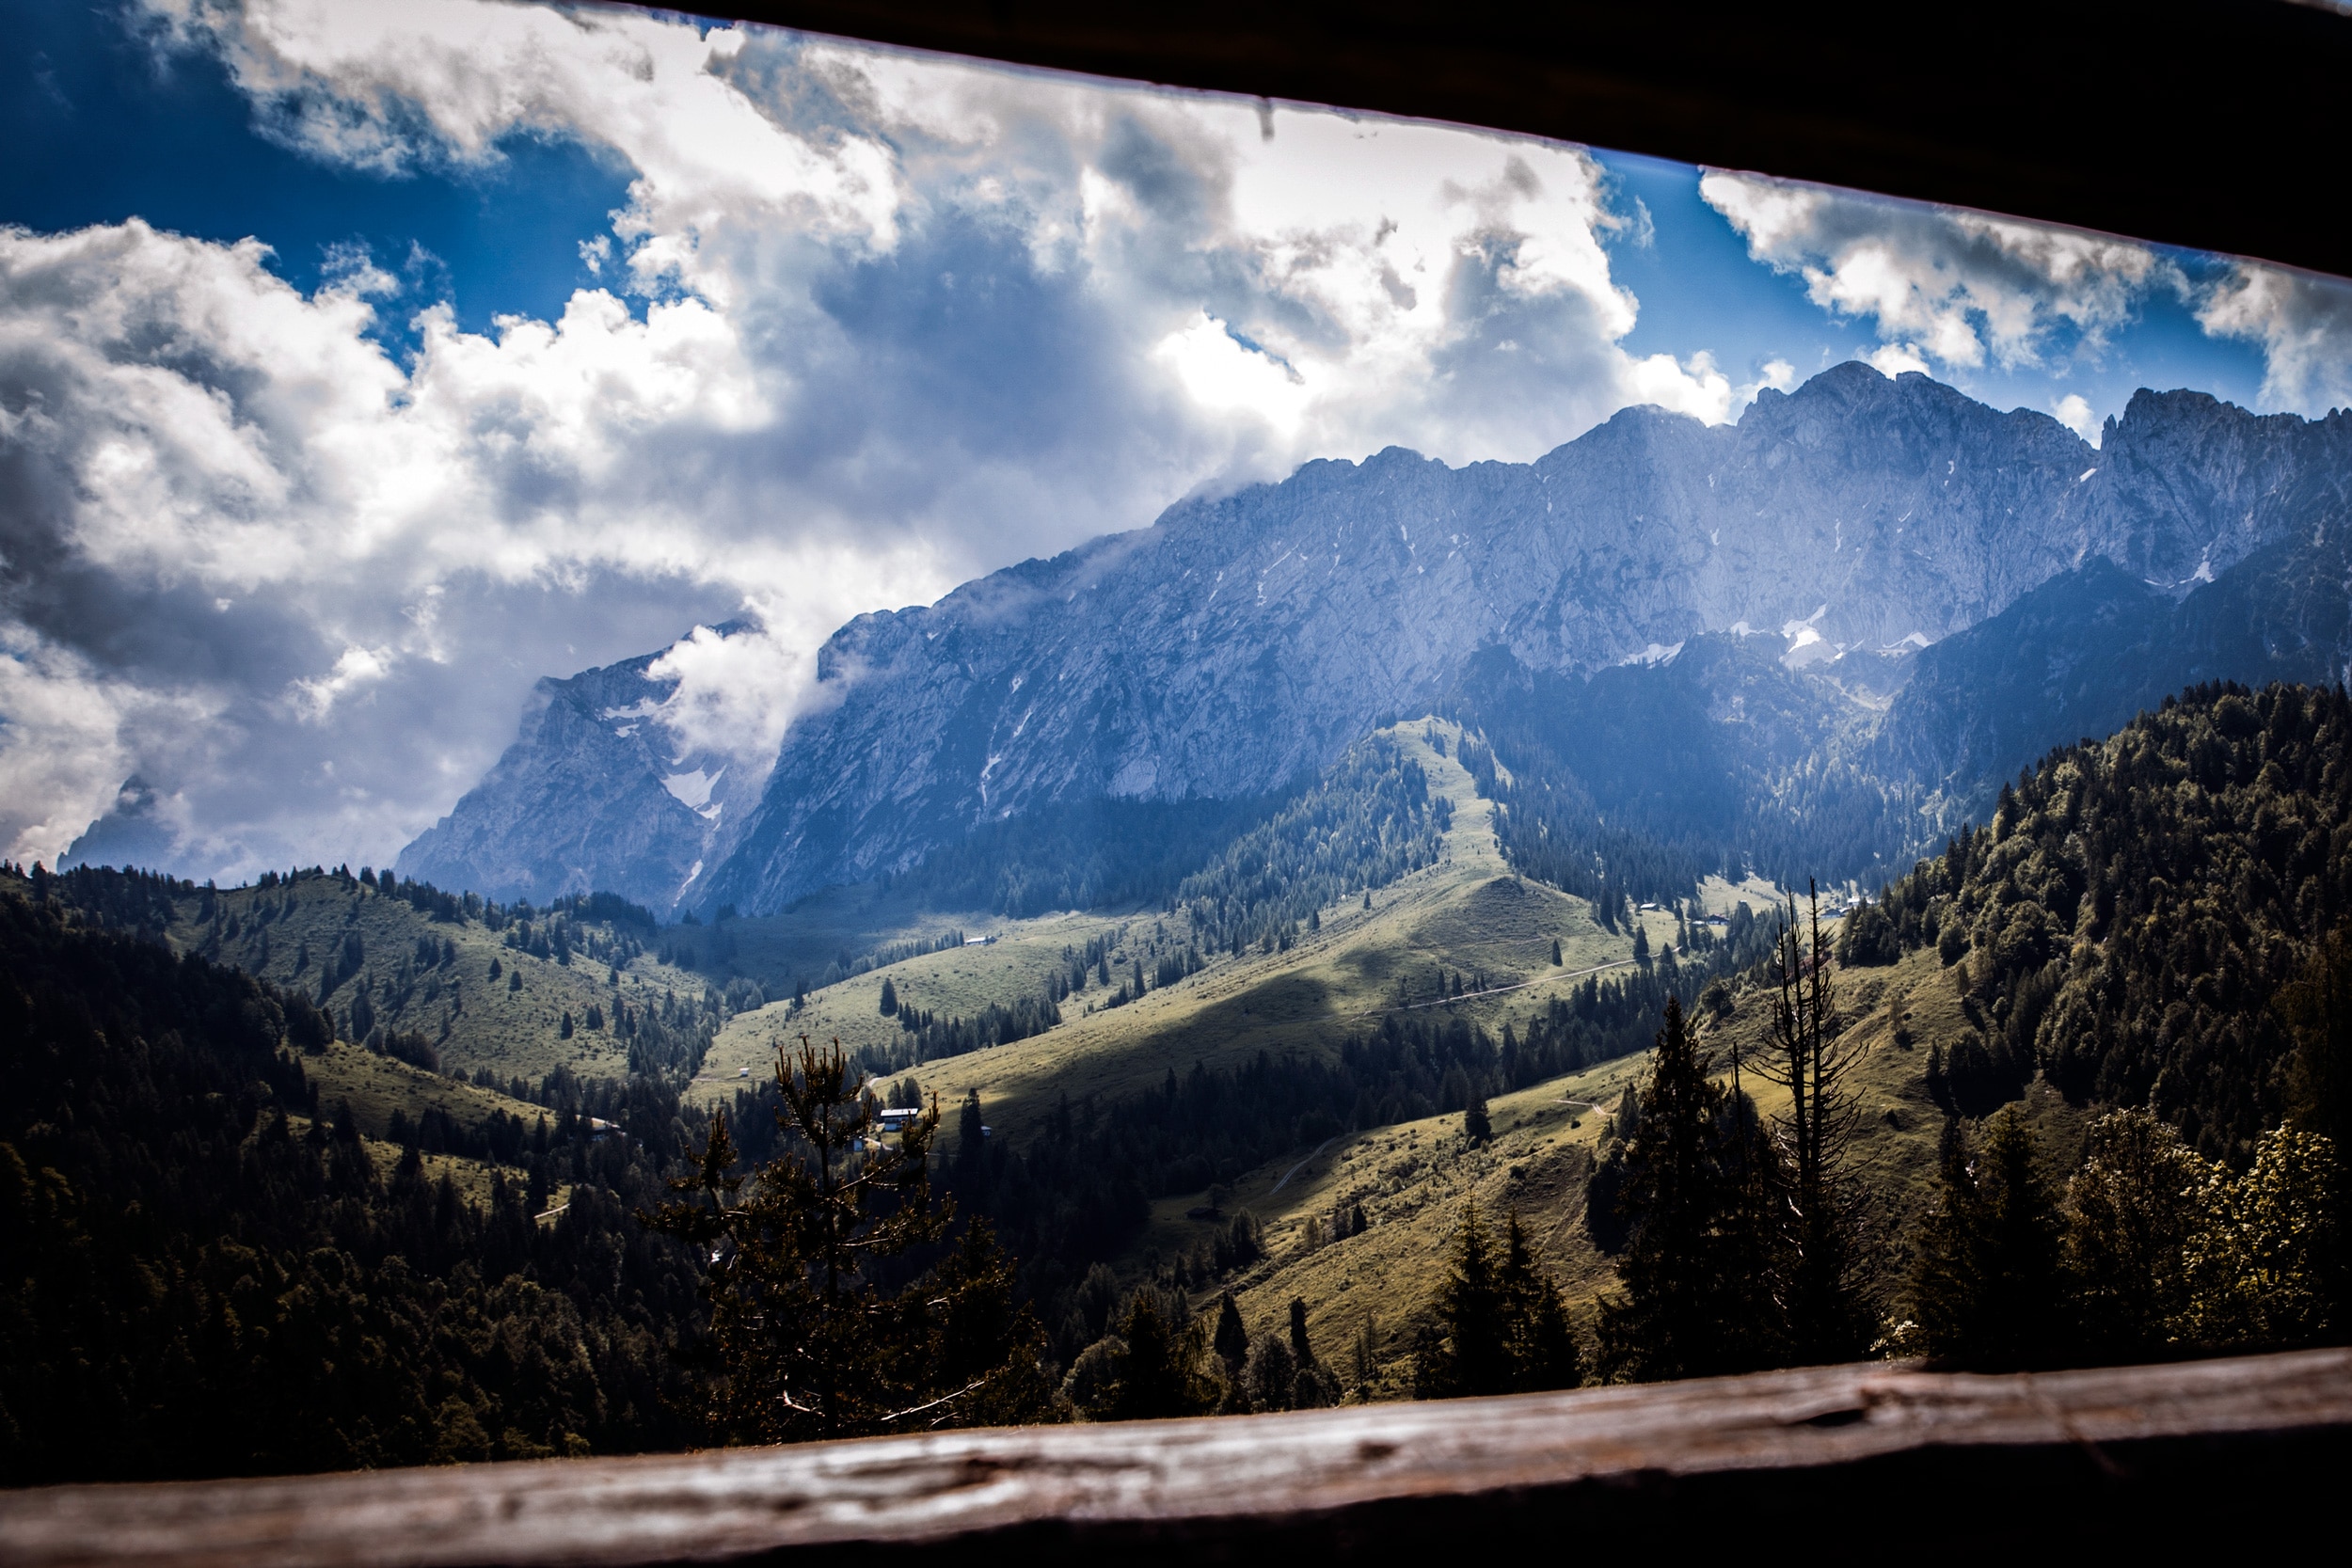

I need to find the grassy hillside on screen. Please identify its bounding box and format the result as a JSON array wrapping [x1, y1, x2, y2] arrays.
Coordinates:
[[299, 1038, 574, 1211], [681, 719, 1803, 1388], [696, 721, 1760, 1132], [661, 878, 985, 997], [1199, 939, 2094, 1390], [1196, 681, 2349, 1388], [13, 864, 611, 1212], [24, 863, 739, 1182], [24, 717, 1830, 1402], [355, 684, 2352, 1395], [25, 686, 2331, 1425], [125, 869, 726, 1085]]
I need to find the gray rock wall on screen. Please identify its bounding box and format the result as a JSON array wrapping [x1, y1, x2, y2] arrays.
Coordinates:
[[405, 364, 2352, 914], [701, 368, 2352, 911]]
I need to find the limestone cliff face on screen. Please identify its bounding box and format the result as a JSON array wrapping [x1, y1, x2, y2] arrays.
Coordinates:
[[1874, 523, 2352, 833], [395, 637, 765, 911], [408, 365, 2352, 914], [698, 369, 2352, 911]]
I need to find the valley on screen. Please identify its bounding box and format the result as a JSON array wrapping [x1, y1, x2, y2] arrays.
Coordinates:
[[0, 704, 2041, 1397], [13, 365, 2350, 1474], [703, 720, 1770, 1139]]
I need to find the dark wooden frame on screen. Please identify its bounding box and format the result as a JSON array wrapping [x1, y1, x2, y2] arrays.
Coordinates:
[[7, 9, 2349, 1562], [702, 1, 2352, 281], [5, 1348, 2349, 1563]]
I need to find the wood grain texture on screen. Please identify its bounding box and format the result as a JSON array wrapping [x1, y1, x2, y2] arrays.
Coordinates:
[[5, 1348, 2351, 1566]]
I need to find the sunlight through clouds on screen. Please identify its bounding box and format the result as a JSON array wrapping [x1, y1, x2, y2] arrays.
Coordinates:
[[0, 0, 2340, 877]]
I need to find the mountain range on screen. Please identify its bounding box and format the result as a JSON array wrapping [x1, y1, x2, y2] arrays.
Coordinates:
[[390, 363, 2352, 915]]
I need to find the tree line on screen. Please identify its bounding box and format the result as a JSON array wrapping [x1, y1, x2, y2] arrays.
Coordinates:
[[1172, 735, 1452, 957], [869, 796, 1285, 920], [1443, 643, 1917, 898]]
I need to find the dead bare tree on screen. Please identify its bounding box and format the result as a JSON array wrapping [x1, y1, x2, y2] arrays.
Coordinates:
[[1750, 881, 1877, 1362]]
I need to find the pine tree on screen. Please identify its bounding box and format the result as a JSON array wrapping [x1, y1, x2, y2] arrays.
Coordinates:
[[954, 1089, 989, 1198], [1550, 937, 1563, 966], [1907, 1108, 2070, 1370], [1463, 1085, 1492, 1142], [1213, 1289, 1248, 1373], [1351, 1315, 1380, 1393], [644, 1036, 1053, 1440], [1241, 1335, 1297, 1410], [880, 977, 898, 1017], [1102, 1292, 1219, 1419], [1417, 1201, 1513, 1397], [930, 1218, 1058, 1427], [2280, 930, 2352, 1310], [1596, 998, 1777, 1380], [1419, 1205, 1582, 1397], [1497, 1212, 1582, 1391], [1749, 883, 1874, 1363]]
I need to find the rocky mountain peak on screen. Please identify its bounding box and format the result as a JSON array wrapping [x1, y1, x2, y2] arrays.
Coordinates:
[[404, 364, 2351, 917]]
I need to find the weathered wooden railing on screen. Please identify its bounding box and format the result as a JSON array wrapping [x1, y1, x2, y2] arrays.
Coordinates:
[[6, 1348, 2350, 1564]]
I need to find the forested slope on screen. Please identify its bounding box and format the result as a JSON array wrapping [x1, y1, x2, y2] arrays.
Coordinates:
[[1838, 681, 2352, 1159], [0, 879, 707, 1485], [92, 863, 744, 1087], [23, 683, 2352, 1471]]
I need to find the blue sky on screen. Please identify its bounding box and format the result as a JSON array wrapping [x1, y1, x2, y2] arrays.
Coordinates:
[[0, 0, 2344, 881], [1591, 150, 2276, 430], [3, 0, 632, 340]]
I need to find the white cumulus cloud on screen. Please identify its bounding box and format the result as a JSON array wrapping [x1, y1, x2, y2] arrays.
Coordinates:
[[1700, 168, 2173, 374], [0, 2, 1848, 879], [2051, 393, 2101, 444], [1699, 166, 2352, 421], [2197, 260, 2352, 416]]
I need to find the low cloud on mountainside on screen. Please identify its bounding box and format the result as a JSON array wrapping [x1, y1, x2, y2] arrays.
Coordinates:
[[1, 0, 2345, 882]]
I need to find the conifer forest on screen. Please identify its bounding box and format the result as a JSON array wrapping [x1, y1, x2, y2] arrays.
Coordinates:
[[6, 8, 2352, 1494], [6, 681, 2349, 1482]]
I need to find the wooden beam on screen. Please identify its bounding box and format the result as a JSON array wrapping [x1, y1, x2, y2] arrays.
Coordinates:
[[695, 1, 2352, 282], [5, 1348, 2350, 1564]]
